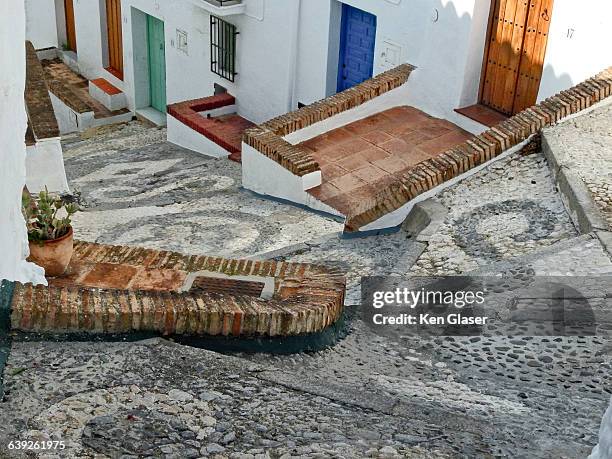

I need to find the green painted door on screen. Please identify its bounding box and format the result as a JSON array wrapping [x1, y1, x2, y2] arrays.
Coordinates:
[[147, 15, 166, 113]]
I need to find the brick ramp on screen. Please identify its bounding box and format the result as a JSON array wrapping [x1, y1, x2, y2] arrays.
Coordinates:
[[243, 64, 415, 178], [9, 241, 345, 337], [345, 67, 612, 231], [25, 41, 59, 140]]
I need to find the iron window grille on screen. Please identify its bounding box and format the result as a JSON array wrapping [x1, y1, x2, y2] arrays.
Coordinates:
[[210, 15, 238, 82]]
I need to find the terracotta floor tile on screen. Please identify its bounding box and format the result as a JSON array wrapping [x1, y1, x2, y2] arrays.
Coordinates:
[[315, 145, 353, 162], [330, 173, 368, 193], [353, 164, 391, 184], [130, 268, 187, 292], [336, 153, 369, 172], [325, 127, 354, 143], [302, 137, 332, 152], [419, 124, 452, 139], [340, 137, 373, 154], [400, 148, 434, 166], [361, 130, 394, 146], [399, 130, 430, 146], [344, 115, 390, 135], [308, 182, 343, 201], [80, 263, 139, 290], [379, 138, 414, 156], [418, 130, 473, 155], [372, 155, 411, 174], [383, 122, 416, 137], [386, 109, 431, 125], [320, 164, 347, 181], [360, 147, 390, 163]]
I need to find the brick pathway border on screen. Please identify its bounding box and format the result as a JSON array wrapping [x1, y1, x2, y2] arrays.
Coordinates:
[[8, 241, 346, 338], [25, 41, 60, 140]]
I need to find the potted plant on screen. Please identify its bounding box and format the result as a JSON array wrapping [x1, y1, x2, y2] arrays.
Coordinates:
[[22, 188, 79, 277]]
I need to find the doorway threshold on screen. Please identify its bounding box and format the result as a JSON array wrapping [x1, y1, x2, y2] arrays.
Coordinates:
[[455, 104, 508, 128], [136, 107, 167, 127]]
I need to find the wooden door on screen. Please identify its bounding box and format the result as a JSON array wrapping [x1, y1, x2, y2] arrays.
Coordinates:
[[480, 0, 553, 115], [64, 0, 77, 52], [105, 0, 123, 79], [147, 15, 167, 113]]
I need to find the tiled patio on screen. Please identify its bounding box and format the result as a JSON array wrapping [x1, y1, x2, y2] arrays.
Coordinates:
[[303, 106, 472, 215]]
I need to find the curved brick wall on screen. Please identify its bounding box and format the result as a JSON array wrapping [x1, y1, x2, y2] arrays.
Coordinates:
[[9, 241, 346, 337]]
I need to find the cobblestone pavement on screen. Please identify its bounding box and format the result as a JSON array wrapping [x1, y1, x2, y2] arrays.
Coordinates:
[[542, 100, 612, 229], [63, 122, 342, 258], [407, 152, 578, 276], [1, 122, 611, 458]]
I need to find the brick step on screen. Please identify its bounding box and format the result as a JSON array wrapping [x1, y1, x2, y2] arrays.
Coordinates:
[[89, 78, 128, 111], [168, 94, 255, 162]]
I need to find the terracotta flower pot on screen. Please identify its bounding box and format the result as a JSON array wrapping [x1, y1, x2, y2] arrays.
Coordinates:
[[28, 227, 74, 277]]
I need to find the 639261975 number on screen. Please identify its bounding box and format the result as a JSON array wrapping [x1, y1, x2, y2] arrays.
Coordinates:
[[7, 440, 66, 450]]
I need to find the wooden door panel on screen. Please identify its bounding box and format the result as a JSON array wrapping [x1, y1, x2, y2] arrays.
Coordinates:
[[64, 0, 77, 52], [481, 0, 505, 110], [498, 0, 529, 113], [513, 0, 553, 113], [481, 0, 553, 115], [482, 0, 530, 115], [106, 0, 123, 78]]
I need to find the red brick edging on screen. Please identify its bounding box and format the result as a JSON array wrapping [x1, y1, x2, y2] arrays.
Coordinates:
[[10, 241, 346, 337], [167, 94, 243, 154], [25, 41, 60, 140], [243, 64, 415, 176]]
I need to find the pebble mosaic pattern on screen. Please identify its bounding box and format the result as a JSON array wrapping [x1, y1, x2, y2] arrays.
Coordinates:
[[410, 152, 578, 275], [63, 122, 342, 258], [2, 118, 611, 457]]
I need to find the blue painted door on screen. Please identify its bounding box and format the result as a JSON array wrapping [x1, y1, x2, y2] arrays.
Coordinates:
[[337, 4, 377, 92]]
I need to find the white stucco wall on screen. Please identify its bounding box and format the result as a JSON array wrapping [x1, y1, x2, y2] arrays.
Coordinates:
[[56, 0, 611, 131], [25, 140, 70, 194], [590, 397, 612, 459], [123, 0, 300, 123], [537, 0, 612, 101], [0, 0, 46, 284], [25, 0, 58, 50], [242, 144, 341, 218]]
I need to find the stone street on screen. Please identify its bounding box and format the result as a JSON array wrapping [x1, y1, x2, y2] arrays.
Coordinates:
[[1, 108, 611, 458]]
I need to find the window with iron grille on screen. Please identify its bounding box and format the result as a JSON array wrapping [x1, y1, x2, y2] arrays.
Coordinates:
[[210, 15, 238, 82]]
